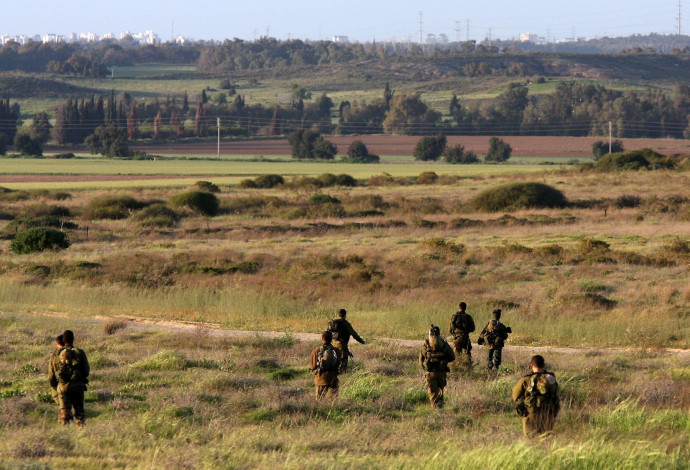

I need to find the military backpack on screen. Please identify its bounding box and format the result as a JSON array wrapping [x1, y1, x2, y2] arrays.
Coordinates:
[[451, 312, 475, 334], [424, 340, 449, 373], [524, 372, 559, 413], [316, 345, 340, 372], [55, 347, 87, 385], [328, 318, 348, 343]]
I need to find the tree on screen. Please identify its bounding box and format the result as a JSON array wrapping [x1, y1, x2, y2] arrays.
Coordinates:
[[0, 98, 19, 144], [13, 132, 43, 156], [592, 140, 624, 160], [288, 130, 337, 160], [153, 111, 162, 140], [414, 134, 447, 161], [29, 112, 52, 143], [485, 137, 512, 162], [0, 134, 6, 155], [85, 125, 131, 157], [383, 81, 394, 109], [443, 144, 479, 164], [346, 140, 379, 163], [382, 93, 441, 135], [126, 100, 138, 140]]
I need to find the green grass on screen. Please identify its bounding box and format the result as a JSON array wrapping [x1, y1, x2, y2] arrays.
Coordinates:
[[0, 313, 687, 468]]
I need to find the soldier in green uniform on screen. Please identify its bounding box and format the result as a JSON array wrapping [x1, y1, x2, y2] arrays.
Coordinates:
[[48, 334, 65, 404], [309, 331, 342, 401], [327, 308, 365, 373], [49, 330, 90, 427], [512, 355, 560, 437], [419, 325, 456, 408], [477, 309, 512, 371], [448, 302, 475, 368]]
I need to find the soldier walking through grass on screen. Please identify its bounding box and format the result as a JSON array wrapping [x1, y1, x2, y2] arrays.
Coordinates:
[[48, 334, 65, 404], [49, 330, 90, 427], [309, 330, 342, 401], [512, 355, 560, 437], [449, 302, 475, 368], [327, 308, 365, 373], [419, 325, 455, 408], [477, 308, 512, 371]]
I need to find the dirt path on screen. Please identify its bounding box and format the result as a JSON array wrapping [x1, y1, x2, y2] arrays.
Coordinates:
[[89, 314, 689, 357]]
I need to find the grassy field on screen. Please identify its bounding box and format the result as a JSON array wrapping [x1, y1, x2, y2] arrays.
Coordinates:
[[0, 162, 687, 467], [0, 313, 687, 468]]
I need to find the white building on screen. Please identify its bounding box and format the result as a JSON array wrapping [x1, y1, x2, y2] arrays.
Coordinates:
[[332, 35, 349, 43], [425, 33, 449, 45], [41, 33, 64, 43], [519, 32, 546, 44]]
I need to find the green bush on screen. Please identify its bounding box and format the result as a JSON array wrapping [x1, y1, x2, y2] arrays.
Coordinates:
[[344, 140, 379, 163], [241, 174, 285, 189], [131, 350, 188, 371], [443, 144, 479, 164], [335, 174, 357, 187], [471, 182, 568, 212], [414, 134, 446, 161], [83, 195, 146, 220], [192, 181, 220, 193], [169, 191, 219, 216], [131, 204, 180, 228], [10, 227, 70, 254], [485, 137, 512, 162], [592, 140, 625, 160], [309, 194, 341, 205]]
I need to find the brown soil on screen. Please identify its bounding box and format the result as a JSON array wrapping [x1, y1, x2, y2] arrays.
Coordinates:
[[131, 135, 690, 158]]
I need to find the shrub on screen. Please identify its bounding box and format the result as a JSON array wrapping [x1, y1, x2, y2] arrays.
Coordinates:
[[50, 152, 75, 159], [414, 134, 446, 161], [10, 228, 70, 254], [471, 182, 568, 212], [485, 137, 512, 162], [316, 173, 337, 187], [367, 173, 395, 186], [23, 204, 70, 218], [238, 179, 258, 189], [131, 204, 180, 228], [83, 195, 146, 220], [595, 151, 650, 171], [615, 195, 641, 208], [309, 194, 341, 205], [13, 133, 42, 156], [131, 350, 188, 371], [416, 171, 439, 185], [443, 144, 479, 164], [288, 130, 337, 160], [169, 191, 219, 216], [193, 181, 220, 193], [592, 140, 624, 160], [345, 140, 380, 163], [335, 174, 357, 187], [254, 174, 285, 188]]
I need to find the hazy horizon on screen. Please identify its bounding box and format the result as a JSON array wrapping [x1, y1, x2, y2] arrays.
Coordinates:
[[3, 0, 685, 43]]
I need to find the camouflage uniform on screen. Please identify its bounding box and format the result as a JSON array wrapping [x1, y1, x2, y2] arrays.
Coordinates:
[[478, 319, 511, 370], [418, 336, 456, 408], [309, 344, 342, 400], [49, 346, 90, 426], [512, 371, 560, 437], [48, 347, 62, 404], [328, 318, 365, 373], [448, 310, 475, 367]]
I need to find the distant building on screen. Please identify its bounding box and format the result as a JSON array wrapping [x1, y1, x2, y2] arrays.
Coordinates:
[[41, 33, 64, 44], [333, 35, 349, 43], [519, 32, 546, 44], [425, 33, 449, 45]]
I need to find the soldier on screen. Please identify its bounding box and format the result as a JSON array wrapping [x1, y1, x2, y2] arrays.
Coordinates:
[[512, 355, 560, 437], [477, 308, 512, 371], [49, 330, 90, 427], [419, 325, 455, 408], [327, 308, 365, 373], [48, 334, 65, 404], [448, 301, 475, 367], [309, 330, 342, 401]]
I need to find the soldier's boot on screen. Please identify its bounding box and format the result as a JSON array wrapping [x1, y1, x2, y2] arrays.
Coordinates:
[[58, 409, 72, 425], [74, 415, 85, 428]]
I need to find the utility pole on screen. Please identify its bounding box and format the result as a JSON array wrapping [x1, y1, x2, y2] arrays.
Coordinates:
[[454, 20, 462, 42], [418, 11, 423, 44], [217, 117, 221, 157], [608, 121, 612, 154], [677, 0, 682, 35]]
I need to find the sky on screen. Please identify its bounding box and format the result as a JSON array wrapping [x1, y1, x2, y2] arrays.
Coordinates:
[[3, 0, 684, 42]]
